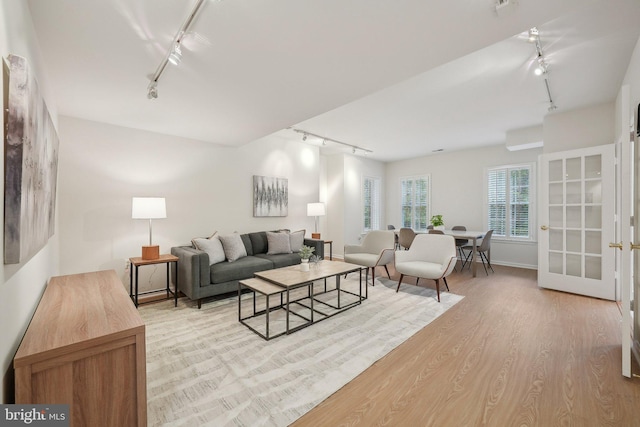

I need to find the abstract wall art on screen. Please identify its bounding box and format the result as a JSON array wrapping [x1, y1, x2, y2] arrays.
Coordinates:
[[253, 175, 288, 217], [4, 54, 59, 264]]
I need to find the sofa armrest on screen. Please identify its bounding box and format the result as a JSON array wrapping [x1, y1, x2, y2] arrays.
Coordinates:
[[344, 244, 362, 255], [171, 246, 209, 300], [303, 238, 325, 259]]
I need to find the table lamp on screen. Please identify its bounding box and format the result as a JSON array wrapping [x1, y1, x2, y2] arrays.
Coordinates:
[[307, 202, 325, 239], [132, 197, 166, 260]]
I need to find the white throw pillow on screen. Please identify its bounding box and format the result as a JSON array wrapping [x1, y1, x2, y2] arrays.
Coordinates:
[[192, 236, 226, 265], [267, 231, 292, 255], [289, 229, 305, 252], [219, 233, 247, 262]]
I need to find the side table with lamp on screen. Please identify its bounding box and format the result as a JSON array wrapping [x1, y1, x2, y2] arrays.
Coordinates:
[[131, 197, 178, 307]]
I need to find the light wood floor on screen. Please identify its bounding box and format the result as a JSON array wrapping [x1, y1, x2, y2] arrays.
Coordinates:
[[292, 263, 640, 427]]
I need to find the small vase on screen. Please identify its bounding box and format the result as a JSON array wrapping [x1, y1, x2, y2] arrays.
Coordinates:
[[300, 259, 310, 271], [435, 225, 445, 231]]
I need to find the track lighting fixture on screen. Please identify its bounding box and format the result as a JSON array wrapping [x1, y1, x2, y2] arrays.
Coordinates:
[[289, 127, 374, 155], [168, 44, 182, 66], [147, 82, 158, 99], [146, 0, 207, 99], [527, 27, 556, 111]]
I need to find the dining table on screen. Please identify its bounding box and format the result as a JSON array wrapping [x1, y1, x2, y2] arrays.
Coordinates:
[[441, 229, 488, 277]]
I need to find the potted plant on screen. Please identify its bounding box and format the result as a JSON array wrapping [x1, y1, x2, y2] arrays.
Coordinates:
[[299, 245, 315, 271], [430, 214, 445, 230]]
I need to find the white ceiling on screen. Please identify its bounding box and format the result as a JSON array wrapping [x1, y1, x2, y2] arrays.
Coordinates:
[[27, 0, 640, 162]]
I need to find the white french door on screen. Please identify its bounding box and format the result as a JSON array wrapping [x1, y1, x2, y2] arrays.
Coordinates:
[[538, 144, 616, 300]]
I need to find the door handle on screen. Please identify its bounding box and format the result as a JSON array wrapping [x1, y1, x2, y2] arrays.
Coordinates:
[[609, 242, 623, 250], [540, 225, 549, 231], [631, 243, 640, 251]]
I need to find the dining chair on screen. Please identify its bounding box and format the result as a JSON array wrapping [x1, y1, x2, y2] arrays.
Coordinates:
[[344, 230, 395, 286], [394, 233, 457, 302], [461, 230, 494, 275], [428, 229, 444, 234], [451, 225, 468, 266], [398, 227, 416, 250], [426, 225, 434, 230]]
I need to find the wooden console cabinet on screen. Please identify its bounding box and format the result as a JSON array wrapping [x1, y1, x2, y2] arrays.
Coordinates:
[[14, 270, 147, 427]]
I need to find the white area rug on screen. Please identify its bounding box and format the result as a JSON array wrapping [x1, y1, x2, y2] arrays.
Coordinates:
[[139, 276, 463, 426]]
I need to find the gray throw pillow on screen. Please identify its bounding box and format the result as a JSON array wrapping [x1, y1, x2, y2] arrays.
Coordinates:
[[267, 231, 292, 255], [289, 229, 305, 252], [219, 233, 248, 262], [192, 236, 226, 265]]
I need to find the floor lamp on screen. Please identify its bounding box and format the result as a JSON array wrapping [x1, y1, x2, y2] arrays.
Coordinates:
[[307, 202, 325, 239], [132, 197, 166, 260]]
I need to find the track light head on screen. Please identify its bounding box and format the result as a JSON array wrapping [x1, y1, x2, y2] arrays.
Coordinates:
[[168, 44, 182, 66], [302, 133, 307, 141], [534, 55, 548, 76], [528, 27, 539, 43], [147, 82, 158, 99], [352, 147, 356, 154]]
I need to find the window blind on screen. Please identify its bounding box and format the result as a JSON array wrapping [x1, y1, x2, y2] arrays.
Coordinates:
[[363, 177, 380, 231], [487, 165, 531, 239]]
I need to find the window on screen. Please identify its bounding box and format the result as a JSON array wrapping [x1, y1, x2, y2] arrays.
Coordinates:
[[486, 164, 534, 240], [363, 176, 381, 232], [401, 175, 430, 231]]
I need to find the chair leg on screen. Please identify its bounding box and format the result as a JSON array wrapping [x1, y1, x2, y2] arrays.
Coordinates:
[[482, 251, 494, 273], [461, 249, 473, 270], [371, 267, 376, 286], [480, 253, 488, 275], [396, 274, 404, 292], [443, 276, 449, 292], [416, 277, 419, 285], [384, 265, 391, 279], [434, 278, 440, 302]]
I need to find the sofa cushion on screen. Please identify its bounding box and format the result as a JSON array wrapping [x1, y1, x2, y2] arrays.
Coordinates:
[[241, 233, 253, 256], [192, 236, 226, 265], [289, 229, 305, 252], [210, 256, 273, 284], [248, 232, 268, 255], [267, 231, 292, 255], [219, 233, 247, 262], [255, 253, 301, 269]]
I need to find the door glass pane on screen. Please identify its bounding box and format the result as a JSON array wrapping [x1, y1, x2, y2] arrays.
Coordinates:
[[566, 182, 581, 204], [585, 256, 602, 280], [585, 180, 602, 204], [550, 206, 563, 227], [566, 230, 581, 253], [549, 159, 563, 181], [566, 206, 581, 228], [550, 230, 563, 251], [549, 183, 563, 204], [585, 231, 601, 254], [550, 252, 563, 274], [585, 155, 602, 179], [566, 157, 582, 180], [566, 254, 582, 277], [585, 206, 602, 229]]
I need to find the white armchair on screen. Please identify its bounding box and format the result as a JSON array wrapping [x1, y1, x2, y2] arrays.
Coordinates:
[[394, 233, 457, 302], [344, 230, 395, 287]]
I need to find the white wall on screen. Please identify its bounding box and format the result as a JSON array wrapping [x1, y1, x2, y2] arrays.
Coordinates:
[[0, 1, 60, 403], [386, 144, 541, 269], [58, 116, 320, 293], [321, 153, 386, 258], [622, 35, 640, 131], [542, 102, 615, 153]]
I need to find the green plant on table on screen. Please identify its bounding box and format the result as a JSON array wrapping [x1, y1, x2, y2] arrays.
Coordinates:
[[299, 245, 315, 260], [430, 214, 444, 227]]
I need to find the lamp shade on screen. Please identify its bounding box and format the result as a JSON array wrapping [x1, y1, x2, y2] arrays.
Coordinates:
[[307, 202, 325, 217], [132, 197, 166, 219]]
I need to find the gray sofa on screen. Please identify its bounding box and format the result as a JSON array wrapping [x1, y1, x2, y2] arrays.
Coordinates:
[[171, 231, 324, 308]]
